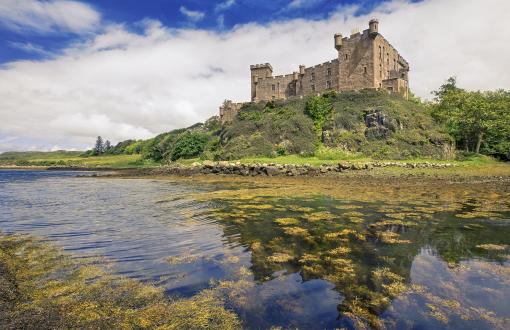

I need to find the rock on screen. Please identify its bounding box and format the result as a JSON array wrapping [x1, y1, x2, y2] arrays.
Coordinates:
[[266, 166, 280, 176], [202, 160, 214, 167]]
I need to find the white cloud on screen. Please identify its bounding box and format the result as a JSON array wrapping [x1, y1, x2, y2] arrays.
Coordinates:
[[287, 0, 323, 10], [7, 41, 53, 56], [217, 14, 225, 30], [179, 6, 205, 23], [215, 0, 236, 13], [0, 0, 509, 152], [0, 0, 100, 34]]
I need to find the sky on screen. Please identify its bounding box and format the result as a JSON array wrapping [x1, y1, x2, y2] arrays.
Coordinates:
[[0, 0, 509, 152]]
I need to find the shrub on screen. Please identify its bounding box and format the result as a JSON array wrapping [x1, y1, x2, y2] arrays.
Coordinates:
[[305, 95, 333, 134], [170, 132, 208, 161]]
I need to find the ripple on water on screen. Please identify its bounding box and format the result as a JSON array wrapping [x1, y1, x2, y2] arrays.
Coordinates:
[[1, 169, 509, 329]]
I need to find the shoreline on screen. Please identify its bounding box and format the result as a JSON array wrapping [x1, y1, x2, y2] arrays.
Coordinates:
[[2, 161, 510, 184]]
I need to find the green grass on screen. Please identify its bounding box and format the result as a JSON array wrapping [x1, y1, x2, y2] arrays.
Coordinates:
[[174, 153, 502, 167], [0, 150, 83, 160], [0, 154, 152, 168]]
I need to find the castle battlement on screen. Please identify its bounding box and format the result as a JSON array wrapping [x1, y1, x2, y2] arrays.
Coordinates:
[[220, 19, 410, 123], [250, 63, 273, 70]]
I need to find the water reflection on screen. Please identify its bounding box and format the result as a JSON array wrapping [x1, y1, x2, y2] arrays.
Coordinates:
[[1, 170, 509, 329]]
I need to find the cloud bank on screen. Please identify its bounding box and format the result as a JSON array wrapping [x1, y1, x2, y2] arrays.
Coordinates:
[[0, 0, 509, 152]]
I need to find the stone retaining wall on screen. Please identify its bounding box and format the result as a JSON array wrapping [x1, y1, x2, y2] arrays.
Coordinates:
[[148, 161, 457, 177]]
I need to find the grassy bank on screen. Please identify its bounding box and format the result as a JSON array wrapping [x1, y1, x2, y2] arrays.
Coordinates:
[[0, 154, 152, 168], [2, 152, 510, 179], [0, 232, 241, 329]]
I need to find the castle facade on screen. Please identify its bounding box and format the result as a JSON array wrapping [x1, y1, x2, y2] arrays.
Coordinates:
[[220, 19, 409, 123]]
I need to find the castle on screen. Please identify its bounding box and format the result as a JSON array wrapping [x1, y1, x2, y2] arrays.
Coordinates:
[[220, 19, 409, 123]]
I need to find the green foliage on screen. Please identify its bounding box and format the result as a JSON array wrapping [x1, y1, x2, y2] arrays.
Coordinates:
[[170, 132, 209, 161], [93, 136, 104, 155], [305, 95, 333, 134], [431, 77, 510, 158], [220, 100, 316, 159]]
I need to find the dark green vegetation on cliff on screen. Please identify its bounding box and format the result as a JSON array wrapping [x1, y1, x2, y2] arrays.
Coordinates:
[[105, 90, 453, 162]]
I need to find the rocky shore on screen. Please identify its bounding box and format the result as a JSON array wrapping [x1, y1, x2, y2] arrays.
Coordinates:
[[147, 160, 458, 177]]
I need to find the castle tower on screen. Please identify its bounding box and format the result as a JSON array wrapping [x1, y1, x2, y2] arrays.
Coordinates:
[[369, 19, 378, 36], [250, 63, 273, 101], [334, 33, 343, 51]]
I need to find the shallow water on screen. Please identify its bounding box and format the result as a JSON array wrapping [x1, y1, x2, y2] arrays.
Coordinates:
[[1, 169, 509, 329]]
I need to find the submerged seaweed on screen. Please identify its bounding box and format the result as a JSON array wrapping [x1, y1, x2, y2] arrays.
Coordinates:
[[0, 233, 241, 330]]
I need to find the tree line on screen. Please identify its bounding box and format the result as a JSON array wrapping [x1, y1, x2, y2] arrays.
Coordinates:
[[431, 77, 510, 158]]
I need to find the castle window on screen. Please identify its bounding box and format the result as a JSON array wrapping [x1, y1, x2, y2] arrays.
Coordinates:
[[363, 67, 367, 74], [311, 84, 315, 92], [271, 84, 275, 91], [380, 70, 382, 78], [327, 68, 331, 76], [311, 72, 315, 81], [345, 54, 348, 60], [326, 81, 331, 89]]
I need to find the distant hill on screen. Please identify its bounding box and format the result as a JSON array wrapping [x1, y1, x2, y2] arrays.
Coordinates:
[[110, 89, 453, 161], [0, 150, 83, 160]]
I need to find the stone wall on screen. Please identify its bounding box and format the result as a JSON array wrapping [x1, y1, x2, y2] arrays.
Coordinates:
[[222, 20, 411, 123], [337, 31, 375, 91], [248, 20, 410, 103], [219, 100, 245, 124]]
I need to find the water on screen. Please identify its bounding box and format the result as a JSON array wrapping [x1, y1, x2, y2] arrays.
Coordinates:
[[1, 169, 509, 329]]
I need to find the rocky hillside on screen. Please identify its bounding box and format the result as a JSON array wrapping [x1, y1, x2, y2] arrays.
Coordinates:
[[106, 89, 453, 161], [219, 90, 453, 160]]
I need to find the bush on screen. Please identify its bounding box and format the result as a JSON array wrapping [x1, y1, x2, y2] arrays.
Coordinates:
[[170, 132, 208, 161], [305, 95, 333, 134]]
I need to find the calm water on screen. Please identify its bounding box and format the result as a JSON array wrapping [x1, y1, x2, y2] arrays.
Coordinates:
[[1, 169, 509, 329]]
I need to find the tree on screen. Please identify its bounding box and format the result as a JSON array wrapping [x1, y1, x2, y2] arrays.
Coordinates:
[[170, 132, 208, 161], [104, 140, 111, 153], [94, 136, 104, 155], [305, 95, 333, 137], [431, 77, 510, 156]]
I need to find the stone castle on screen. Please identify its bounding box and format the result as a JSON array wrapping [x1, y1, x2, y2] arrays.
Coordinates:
[[220, 19, 409, 123]]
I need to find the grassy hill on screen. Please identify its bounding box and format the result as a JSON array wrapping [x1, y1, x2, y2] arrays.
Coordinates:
[[219, 90, 453, 160], [1, 90, 456, 167], [90, 90, 455, 163], [0, 150, 83, 160]]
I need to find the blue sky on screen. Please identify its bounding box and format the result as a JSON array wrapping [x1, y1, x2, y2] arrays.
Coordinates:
[[0, 0, 388, 64], [0, 0, 509, 152]]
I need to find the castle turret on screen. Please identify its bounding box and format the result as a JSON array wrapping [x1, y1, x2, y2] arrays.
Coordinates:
[[250, 63, 273, 101], [334, 33, 343, 50], [369, 19, 378, 36], [299, 65, 305, 75]]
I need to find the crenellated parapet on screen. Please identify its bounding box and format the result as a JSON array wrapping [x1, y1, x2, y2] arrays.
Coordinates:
[[219, 100, 245, 124], [221, 19, 411, 123]]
